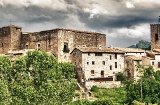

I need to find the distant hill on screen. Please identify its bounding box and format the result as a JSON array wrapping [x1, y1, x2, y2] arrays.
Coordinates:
[[128, 40, 151, 50]]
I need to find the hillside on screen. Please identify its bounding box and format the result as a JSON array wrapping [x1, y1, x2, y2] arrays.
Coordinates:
[[128, 40, 150, 50]]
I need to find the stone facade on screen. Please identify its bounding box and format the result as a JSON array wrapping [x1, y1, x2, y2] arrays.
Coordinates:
[[150, 24, 160, 50], [0, 25, 106, 63], [70, 47, 125, 88], [0, 25, 22, 53]]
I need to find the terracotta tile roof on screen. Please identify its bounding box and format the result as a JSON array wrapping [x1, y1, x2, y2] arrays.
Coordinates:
[[76, 47, 124, 53], [142, 56, 154, 60], [146, 49, 160, 55], [125, 55, 142, 60], [113, 47, 145, 53]]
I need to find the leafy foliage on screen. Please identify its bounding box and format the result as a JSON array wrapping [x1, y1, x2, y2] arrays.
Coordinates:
[[91, 87, 126, 105], [0, 50, 76, 104], [116, 72, 127, 83], [125, 66, 160, 104]]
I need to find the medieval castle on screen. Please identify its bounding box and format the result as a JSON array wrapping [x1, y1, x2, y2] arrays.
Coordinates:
[[0, 24, 160, 89]]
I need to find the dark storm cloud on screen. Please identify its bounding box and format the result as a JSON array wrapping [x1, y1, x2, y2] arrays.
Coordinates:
[[0, 0, 159, 46]]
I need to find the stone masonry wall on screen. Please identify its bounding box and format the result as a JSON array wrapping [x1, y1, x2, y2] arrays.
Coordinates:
[[0, 26, 11, 53], [151, 24, 160, 50], [70, 49, 84, 84], [57, 29, 106, 62], [21, 30, 58, 57], [10, 26, 22, 50]]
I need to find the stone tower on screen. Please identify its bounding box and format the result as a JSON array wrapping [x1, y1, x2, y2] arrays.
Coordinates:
[[0, 25, 22, 53], [150, 24, 160, 50]]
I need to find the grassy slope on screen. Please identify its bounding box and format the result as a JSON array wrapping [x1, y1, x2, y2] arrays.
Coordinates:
[[91, 87, 127, 105]]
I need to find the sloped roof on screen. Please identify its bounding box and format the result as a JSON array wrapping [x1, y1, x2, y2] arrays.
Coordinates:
[[125, 55, 142, 61], [113, 47, 145, 53], [72, 47, 124, 53]]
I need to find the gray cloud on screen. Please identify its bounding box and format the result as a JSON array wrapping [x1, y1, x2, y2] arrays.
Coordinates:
[[0, 0, 159, 47]]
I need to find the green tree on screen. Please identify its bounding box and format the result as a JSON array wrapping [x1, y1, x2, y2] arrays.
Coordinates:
[[125, 66, 160, 104], [0, 50, 76, 104]]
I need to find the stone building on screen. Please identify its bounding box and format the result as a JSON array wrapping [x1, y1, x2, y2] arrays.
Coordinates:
[[113, 48, 146, 80], [0, 25, 22, 54], [143, 49, 160, 71], [0, 25, 106, 62], [70, 47, 125, 89], [150, 24, 160, 50]]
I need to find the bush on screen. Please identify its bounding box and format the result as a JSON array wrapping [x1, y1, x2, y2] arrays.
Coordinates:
[[92, 99, 113, 105], [90, 86, 99, 92]]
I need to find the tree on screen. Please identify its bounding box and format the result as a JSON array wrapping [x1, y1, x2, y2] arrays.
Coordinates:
[[0, 50, 76, 104], [125, 66, 160, 104]]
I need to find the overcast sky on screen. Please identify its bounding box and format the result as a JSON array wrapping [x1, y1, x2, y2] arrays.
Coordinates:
[[0, 0, 159, 47]]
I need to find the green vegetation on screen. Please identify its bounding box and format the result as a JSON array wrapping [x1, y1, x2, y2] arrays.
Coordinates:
[[1, 50, 160, 105], [0, 50, 76, 105], [91, 87, 126, 105], [125, 66, 160, 104], [128, 40, 150, 50]]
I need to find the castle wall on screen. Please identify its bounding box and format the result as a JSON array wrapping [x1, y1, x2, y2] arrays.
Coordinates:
[[57, 29, 106, 62], [21, 30, 59, 57], [0, 26, 11, 53], [10, 26, 22, 50]]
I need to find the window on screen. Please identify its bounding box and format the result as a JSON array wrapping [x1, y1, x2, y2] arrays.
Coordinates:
[[26, 44, 28, 49], [95, 52, 102, 56], [115, 54, 117, 59], [87, 62, 89, 65], [158, 62, 160, 68], [152, 61, 154, 65], [0, 42, 3, 47], [37, 44, 40, 50], [91, 70, 94, 75], [110, 65, 112, 70], [63, 42, 69, 52], [102, 61, 105, 65], [88, 53, 90, 56], [110, 55, 112, 60], [92, 61, 95, 65], [115, 62, 117, 68], [155, 33, 158, 41], [101, 70, 104, 77]]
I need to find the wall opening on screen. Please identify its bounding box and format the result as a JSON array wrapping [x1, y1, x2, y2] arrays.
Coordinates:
[[155, 33, 158, 41], [115, 62, 117, 68], [37, 43, 40, 50], [63, 42, 69, 52], [115, 54, 117, 59], [26, 44, 28, 49], [101, 70, 104, 77], [91, 70, 94, 76]]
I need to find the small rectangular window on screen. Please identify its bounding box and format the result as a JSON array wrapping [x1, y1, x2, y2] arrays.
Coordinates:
[[110, 55, 112, 60], [92, 61, 95, 65], [63, 42, 69, 52], [87, 62, 89, 65], [88, 53, 90, 56], [102, 61, 105, 65], [37, 44, 40, 50], [91, 70, 94, 75], [95, 52, 102, 56], [110, 65, 112, 70], [158, 62, 160, 68], [115, 54, 117, 59], [152, 61, 154, 65], [115, 62, 117, 68], [101, 70, 104, 77]]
